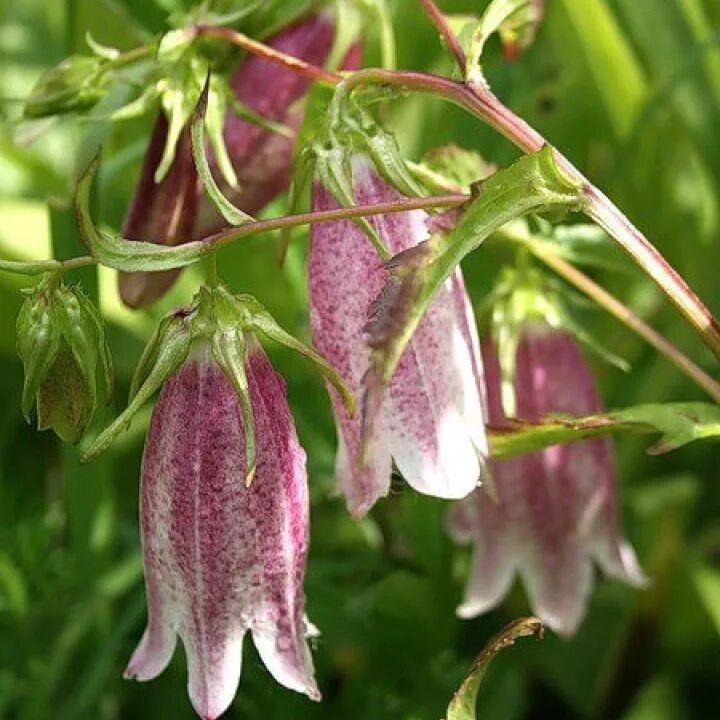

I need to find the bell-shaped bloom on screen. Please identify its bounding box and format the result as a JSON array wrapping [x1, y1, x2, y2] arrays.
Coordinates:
[[125, 340, 319, 719], [308, 158, 488, 517], [119, 13, 358, 308], [448, 326, 645, 637]]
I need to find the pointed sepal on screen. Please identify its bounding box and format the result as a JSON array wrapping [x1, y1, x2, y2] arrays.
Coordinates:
[[82, 308, 192, 462]]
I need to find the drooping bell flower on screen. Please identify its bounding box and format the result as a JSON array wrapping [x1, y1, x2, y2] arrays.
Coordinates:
[[308, 157, 488, 517], [119, 13, 359, 309], [81, 286, 353, 718], [125, 339, 318, 718], [448, 325, 645, 637]]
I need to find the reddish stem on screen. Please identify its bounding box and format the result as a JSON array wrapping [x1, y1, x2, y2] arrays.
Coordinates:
[[195, 25, 342, 85], [418, 0, 467, 72]]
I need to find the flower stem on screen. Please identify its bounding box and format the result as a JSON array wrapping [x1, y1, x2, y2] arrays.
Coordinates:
[[522, 238, 720, 404], [328, 66, 720, 362], [61, 255, 95, 271], [203, 253, 219, 286], [418, 0, 467, 73], [195, 25, 342, 85], [205, 193, 467, 252]]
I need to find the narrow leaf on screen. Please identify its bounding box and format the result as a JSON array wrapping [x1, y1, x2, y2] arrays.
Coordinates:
[[487, 402, 720, 459], [446, 617, 543, 720]]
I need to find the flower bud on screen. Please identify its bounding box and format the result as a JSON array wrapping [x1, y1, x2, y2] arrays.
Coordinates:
[[118, 115, 200, 308], [448, 325, 645, 637], [16, 277, 113, 444], [23, 55, 108, 119], [308, 156, 488, 517]]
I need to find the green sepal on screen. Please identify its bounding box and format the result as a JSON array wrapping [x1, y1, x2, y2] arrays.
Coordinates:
[[36, 343, 93, 444], [16, 281, 62, 422], [205, 76, 238, 189], [157, 28, 196, 65], [466, 0, 542, 85], [23, 55, 108, 119], [51, 285, 101, 429], [109, 85, 160, 122], [191, 76, 253, 227], [81, 310, 192, 462], [227, 94, 293, 138], [16, 278, 113, 443], [312, 136, 389, 259], [211, 329, 257, 485], [350, 106, 425, 199], [360, 146, 582, 453], [75, 291, 114, 404], [197, 285, 355, 417], [155, 56, 205, 183], [244, 295, 356, 415], [85, 32, 120, 61]]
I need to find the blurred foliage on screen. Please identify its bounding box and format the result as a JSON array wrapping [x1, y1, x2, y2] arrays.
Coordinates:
[[1, 1, 720, 719]]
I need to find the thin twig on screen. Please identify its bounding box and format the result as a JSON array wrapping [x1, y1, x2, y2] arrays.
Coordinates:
[[524, 239, 720, 404], [195, 25, 342, 85], [418, 0, 467, 72], [205, 193, 468, 252]]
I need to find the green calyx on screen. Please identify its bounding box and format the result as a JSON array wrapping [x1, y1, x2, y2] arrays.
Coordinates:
[[488, 256, 630, 418], [82, 285, 354, 471], [16, 275, 113, 444]]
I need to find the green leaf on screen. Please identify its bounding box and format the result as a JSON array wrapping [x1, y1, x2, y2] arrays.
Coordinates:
[[446, 617, 544, 720], [488, 402, 720, 459]]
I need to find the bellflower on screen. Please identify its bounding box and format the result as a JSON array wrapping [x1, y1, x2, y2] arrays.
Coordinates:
[[124, 338, 319, 719], [120, 13, 357, 308], [448, 325, 645, 637], [308, 158, 488, 517]]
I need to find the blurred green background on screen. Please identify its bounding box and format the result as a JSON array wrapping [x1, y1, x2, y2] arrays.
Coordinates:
[[1, 1, 720, 718]]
